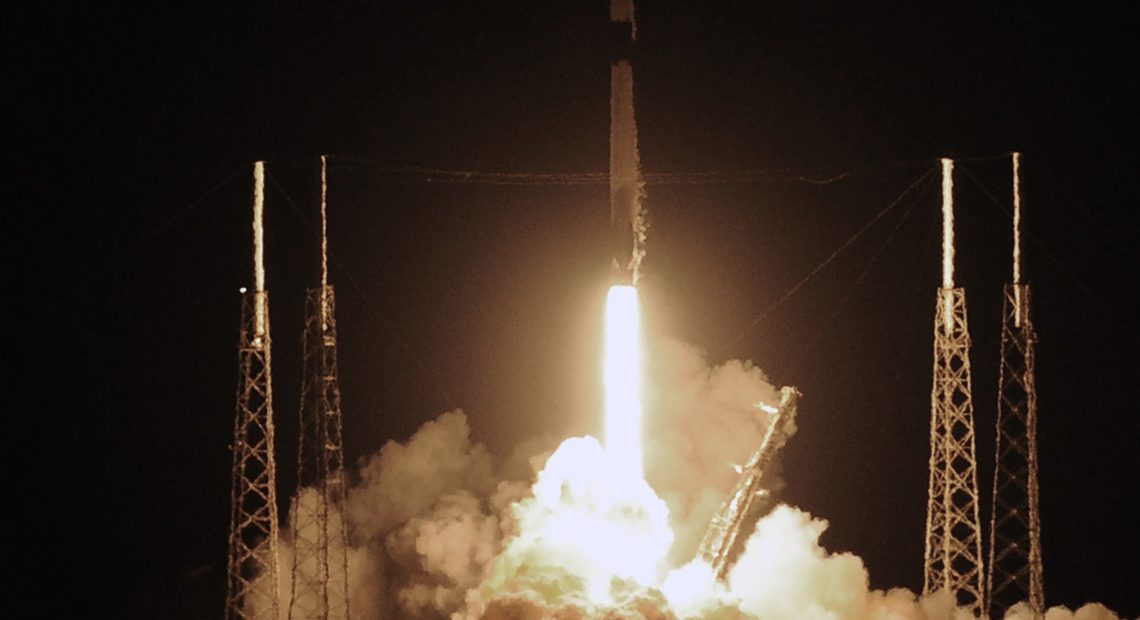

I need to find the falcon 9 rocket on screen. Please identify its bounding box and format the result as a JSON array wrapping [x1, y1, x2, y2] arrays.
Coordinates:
[[609, 0, 644, 285]]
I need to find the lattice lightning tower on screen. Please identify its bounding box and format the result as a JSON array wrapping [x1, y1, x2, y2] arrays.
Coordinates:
[[227, 161, 282, 620], [697, 387, 801, 580], [289, 155, 351, 620], [923, 158, 985, 616], [986, 152, 1044, 620]]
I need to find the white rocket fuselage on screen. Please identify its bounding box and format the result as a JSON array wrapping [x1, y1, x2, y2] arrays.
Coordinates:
[[610, 0, 639, 285]]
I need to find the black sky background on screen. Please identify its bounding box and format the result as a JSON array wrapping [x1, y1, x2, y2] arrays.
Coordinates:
[[8, 2, 1139, 618]]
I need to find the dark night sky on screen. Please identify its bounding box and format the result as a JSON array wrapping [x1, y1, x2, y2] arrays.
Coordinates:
[[9, 2, 1138, 617]]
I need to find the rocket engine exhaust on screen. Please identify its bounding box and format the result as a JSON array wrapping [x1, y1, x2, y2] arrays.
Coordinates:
[[603, 285, 644, 478]]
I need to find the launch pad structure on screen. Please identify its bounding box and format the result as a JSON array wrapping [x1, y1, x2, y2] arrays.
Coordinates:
[[986, 153, 1045, 620], [288, 156, 351, 620], [226, 162, 282, 620], [923, 159, 986, 616], [220, 2, 1054, 615], [697, 387, 802, 580]]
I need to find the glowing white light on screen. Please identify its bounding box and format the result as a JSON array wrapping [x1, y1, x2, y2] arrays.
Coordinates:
[[1012, 152, 1021, 286], [1012, 152, 1023, 327], [661, 560, 719, 614], [484, 435, 672, 607], [320, 155, 332, 330], [253, 161, 266, 293], [239, 286, 248, 294], [320, 155, 329, 291], [252, 161, 267, 338], [603, 285, 643, 478], [940, 158, 954, 290], [941, 158, 954, 332]]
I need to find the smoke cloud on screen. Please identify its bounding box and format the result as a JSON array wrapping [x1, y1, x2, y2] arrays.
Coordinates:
[[266, 338, 1123, 620]]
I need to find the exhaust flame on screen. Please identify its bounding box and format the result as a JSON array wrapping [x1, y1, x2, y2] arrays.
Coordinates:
[[481, 435, 673, 610], [604, 285, 644, 478], [464, 285, 677, 614]]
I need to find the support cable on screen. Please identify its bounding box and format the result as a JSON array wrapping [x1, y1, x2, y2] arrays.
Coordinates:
[[23, 167, 244, 335], [323, 155, 953, 187], [718, 165, 937, 355], [788, 171, 937, 377], [267, 172, 460, 412], [959, 166, 1138, 346]]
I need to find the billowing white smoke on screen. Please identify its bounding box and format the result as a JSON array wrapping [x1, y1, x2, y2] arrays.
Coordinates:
[[341, 411, 540, 619], [1008, 604, 1123, 620], [269, 338, 1123, 620], [640, 339, 785, 566]]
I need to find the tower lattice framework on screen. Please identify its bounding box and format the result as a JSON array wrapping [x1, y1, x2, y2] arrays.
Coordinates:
[[986, 152, 1044, 619], [697, 387, 801, 580], [924, 287, 986, 615], [986, 284, 1043, 619], [288, 285, 351, 620], [227, 162, 281, 620], [289, 155, 350, 620]]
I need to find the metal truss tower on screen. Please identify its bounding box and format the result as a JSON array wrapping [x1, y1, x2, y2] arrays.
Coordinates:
[[289, 156, 351, 620], [986, 153, 1044, 620], [227, 161, 282, 620], [697, 387, 801, 580], [923, 159, 985, 616]]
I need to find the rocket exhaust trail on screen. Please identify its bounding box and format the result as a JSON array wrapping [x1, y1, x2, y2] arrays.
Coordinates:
[[604, 285, 643, 477], [609, 0, 644, 285], [603, 0, 646, 475]]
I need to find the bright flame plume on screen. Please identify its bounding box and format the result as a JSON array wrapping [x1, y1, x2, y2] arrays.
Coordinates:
[[604, 285, 643, 478]]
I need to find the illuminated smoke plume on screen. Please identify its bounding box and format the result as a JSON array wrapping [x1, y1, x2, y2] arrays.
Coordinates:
[[261, 340, 1123, 620], [1008, 604, 1122, 620]]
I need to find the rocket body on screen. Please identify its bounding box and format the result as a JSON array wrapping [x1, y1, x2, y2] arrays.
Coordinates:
[[610, 0, 641, 285], [609, 219, 636, 285]]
